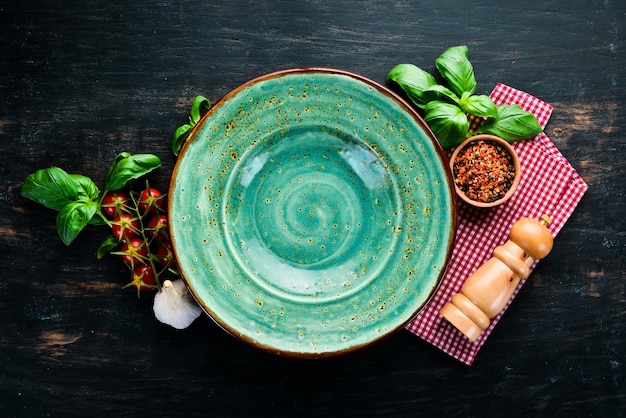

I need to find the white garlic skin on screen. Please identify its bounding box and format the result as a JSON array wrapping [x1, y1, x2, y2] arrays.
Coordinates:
[[153, 279, 203, 329]]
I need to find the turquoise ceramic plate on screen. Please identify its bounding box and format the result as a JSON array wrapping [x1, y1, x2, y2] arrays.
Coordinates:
[[169, 68, 455, 357]]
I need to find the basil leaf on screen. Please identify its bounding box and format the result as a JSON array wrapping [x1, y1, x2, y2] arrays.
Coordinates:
[[424, 101, 469, 149], [21, 167, 79, 211], [459, 93, 498, 118], [104, 152, 130, 186], [386, 63, 438, 109], [104, 153, 161, 191], [97, 234, 120, 259], [56, 200, 98, 245], [477, 104, 542, 142], [422, 84, 460, 106], [435, 45, 476, 96], [189, 95, 211, 125], [71, 174, 100, 201], [172, 95, 211, 157], [171, 124, 192, 157], [71, 174, 102, 226]]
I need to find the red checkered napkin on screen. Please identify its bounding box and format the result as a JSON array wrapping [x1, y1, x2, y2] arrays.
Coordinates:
[[406, 84, 589, 365]]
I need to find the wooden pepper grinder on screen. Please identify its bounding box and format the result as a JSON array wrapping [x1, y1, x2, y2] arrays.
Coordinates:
[[440, 215, 554, 342]]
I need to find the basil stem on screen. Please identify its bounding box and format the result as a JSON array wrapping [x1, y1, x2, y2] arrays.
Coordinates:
[[476, 104, 542, 142]]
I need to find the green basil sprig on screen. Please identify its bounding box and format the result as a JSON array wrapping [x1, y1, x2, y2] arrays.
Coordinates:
[[21, 152, 161, 245], [387, 45, 542, 149], [171, 95, 211, 156]]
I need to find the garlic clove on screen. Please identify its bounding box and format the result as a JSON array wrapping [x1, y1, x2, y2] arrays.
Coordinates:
[[153, 279, 203, 329]]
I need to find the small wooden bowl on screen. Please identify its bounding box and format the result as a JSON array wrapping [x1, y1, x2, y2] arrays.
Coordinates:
[[449, 134, 521, 208]]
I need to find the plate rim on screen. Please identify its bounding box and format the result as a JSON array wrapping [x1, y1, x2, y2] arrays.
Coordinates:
[[168, 67, 457, 358]]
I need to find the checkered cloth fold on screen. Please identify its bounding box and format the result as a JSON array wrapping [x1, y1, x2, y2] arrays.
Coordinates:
[[406, 83, 589, 365]]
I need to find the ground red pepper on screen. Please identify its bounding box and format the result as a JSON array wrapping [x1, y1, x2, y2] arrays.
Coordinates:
[[452, 140, 516, 203]]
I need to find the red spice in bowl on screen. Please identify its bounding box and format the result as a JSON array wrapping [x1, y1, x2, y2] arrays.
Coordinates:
[[450, 135, 521, 208]]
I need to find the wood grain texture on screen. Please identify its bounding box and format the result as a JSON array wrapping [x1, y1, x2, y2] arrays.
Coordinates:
[[1, 0, 624, 416]]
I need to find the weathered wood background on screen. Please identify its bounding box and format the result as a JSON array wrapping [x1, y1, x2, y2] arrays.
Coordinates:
[[1, 0, 624, 416]]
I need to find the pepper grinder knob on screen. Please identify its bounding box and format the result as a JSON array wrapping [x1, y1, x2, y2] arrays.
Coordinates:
[[440, 216, 554, 342]]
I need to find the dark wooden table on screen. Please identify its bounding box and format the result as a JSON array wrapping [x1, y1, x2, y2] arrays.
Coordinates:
[[2, 1, 624, 416]]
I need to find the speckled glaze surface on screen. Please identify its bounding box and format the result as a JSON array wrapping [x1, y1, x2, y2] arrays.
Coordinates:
[[168, 68, 456, 357]]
